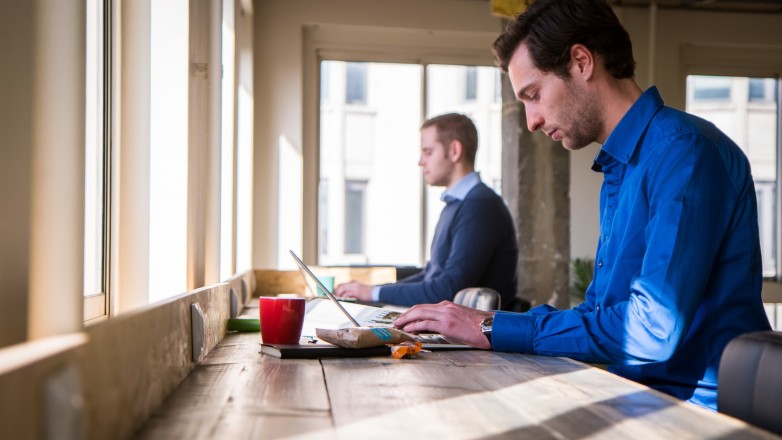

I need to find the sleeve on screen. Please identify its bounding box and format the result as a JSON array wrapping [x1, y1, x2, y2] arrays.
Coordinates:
[[378, 197, 508, 306], [395, 264, 427, 284], [494, 134, 737, 365]]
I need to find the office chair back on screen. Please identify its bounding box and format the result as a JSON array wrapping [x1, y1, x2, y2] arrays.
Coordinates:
[[453, 287, 501, 312], [718, 330, 782, 435]]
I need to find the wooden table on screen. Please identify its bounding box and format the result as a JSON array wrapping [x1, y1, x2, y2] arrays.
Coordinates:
[[136, 331, 778, 439]]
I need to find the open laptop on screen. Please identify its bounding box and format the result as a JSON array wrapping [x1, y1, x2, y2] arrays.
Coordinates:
[[289, 250, 469, 348]]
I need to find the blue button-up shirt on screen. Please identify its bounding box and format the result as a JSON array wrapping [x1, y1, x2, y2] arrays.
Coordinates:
[[492, 87, 771, 410]]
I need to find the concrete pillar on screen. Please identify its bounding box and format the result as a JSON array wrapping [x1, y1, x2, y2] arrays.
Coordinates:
[[500, 74, 571, 310]]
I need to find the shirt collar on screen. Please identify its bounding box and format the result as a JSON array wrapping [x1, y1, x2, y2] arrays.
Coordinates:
[[441, 171, 481, 202], [593, 86, 664, 171]]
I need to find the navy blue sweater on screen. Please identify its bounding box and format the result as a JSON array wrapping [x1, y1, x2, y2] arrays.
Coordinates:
[[378, 183, 518, 309]]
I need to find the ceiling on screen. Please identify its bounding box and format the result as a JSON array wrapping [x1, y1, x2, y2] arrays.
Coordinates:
[[607, 0, 782, 13]]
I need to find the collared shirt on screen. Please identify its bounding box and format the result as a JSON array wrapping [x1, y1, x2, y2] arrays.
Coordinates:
[[441, 171, 481, 202], [372, 172, 482, 301], [491, 87, 771, 410]]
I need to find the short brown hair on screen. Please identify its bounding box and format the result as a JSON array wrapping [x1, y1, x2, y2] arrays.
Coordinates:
[[421, 113, 478, 164], [493, 0, 635, 80]]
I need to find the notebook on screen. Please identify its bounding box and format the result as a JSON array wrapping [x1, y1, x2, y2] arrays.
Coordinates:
[[289, 250, 470, 350]]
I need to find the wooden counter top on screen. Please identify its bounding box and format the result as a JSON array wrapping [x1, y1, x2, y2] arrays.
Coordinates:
[[136, 317, 778, 439]]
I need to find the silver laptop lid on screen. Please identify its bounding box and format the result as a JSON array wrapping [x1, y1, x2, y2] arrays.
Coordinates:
[[289, 250, 360, 326]]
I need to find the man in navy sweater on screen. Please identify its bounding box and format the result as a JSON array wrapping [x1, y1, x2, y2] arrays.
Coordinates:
[[334, 113, 519, 310]]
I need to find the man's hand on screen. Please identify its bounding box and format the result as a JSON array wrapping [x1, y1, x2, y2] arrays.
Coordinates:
[[333, 281, 373, 302], [393, 301, 494, 350]]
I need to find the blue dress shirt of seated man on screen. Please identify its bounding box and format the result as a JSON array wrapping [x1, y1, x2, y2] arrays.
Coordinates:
[[373, 171, 519, 310], [491, 87, 771, 410]]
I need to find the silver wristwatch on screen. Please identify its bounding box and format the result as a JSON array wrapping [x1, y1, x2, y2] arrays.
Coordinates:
[[480, 316, 493, 344]]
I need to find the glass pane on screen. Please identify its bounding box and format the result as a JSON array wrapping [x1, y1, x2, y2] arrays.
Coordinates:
[[149, 0, 189, 301], [84, 0, 104, 297], [220, 0, 236, 281], [319, 61, 423, 266], [686, 75, 779, 277], [425, 64, 503, 259]]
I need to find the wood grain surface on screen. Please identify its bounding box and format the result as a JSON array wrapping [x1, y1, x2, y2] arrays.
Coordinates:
[[136, 338, 780, 440]]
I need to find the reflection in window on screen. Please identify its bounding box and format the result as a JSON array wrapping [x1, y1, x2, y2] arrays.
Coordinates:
[[749, 78, 777, 102], [689, 75, 731, 100], [321, 62, 330, 104], [344, 180, 367, 254], [346, 62, 367, 104], [687, 75, 780, 277], [465, 67, 477, 101]]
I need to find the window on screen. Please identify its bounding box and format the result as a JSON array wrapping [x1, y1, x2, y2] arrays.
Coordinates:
[[689, 75, 732, 101], [318, 61, 502, 266], [148, 0, 189, 302], [465, 67, 477, 101], [345, 62, 368, 105], [84, 0, 111, 322], [220, 0, 237, 281], [344, 180, 367, 254], [687, 75, 780, 277]]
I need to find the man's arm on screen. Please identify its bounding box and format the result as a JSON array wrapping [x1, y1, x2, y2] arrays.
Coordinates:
[[495, 134, 746, 364], [395, 134, 751, 365]]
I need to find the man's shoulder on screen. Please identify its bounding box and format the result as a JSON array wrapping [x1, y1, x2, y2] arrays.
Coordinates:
[[461, 184, 513, 216], [464, 182, 501, 200], [650, 105, 724, 144]]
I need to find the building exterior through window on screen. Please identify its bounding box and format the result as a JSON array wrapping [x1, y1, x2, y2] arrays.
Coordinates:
[[318, 61, 503, 267]]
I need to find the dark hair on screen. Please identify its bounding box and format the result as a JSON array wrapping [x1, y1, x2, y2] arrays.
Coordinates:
[[421, 113, 478, 164], [493, 0, 635, 80]]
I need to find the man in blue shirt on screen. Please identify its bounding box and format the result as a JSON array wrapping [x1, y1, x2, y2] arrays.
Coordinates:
[[334, 113, 519, 310], [394, 0, 771, 410]]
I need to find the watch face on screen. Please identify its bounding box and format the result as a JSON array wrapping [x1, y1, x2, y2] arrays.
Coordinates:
[[481, 316, 493, 332]]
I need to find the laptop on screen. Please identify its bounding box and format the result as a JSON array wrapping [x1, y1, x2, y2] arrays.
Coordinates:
[[289, 250, 469, 349]]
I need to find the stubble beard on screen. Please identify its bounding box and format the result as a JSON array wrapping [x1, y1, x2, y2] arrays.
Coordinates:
[[561, 80, 603, 150]]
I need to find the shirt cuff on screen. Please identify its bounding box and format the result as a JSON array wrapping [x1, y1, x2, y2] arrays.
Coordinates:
[[371, 285, 381, 302], [491, 311, 537, 353]]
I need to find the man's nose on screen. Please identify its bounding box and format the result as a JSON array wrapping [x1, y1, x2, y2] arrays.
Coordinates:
[[526, 108, 543, 132]]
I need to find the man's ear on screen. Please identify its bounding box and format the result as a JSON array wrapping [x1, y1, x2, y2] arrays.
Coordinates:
[[569, 44, 594, 81], [449, 140, 463, 163]]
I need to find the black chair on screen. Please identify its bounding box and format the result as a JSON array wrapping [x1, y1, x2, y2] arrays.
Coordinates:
[[718, 330, 782, 435]]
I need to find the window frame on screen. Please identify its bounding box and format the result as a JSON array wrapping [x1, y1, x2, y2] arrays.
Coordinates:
[[84, 0, 113, 324], [301, 24, 499, 264]]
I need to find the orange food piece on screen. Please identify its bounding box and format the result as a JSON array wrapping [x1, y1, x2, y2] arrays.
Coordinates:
[[390, 341, 423, 359]]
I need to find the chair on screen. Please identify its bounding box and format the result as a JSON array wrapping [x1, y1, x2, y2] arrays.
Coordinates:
[[718, 330, 782, 435], [453, 287, 501, 311]]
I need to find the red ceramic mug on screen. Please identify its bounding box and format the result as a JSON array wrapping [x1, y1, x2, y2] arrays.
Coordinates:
[[259, 297, 306, 344]]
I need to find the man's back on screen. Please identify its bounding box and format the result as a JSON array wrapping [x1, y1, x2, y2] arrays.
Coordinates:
[[379, 182, 518, 309]]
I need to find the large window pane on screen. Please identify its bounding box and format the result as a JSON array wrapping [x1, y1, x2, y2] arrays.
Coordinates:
[[319, 61, 422, 266], [149, 0, 189, 301], [220, 0, 236, 281], [686, 75, 779, 277], [318, 61, 503, 267]]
